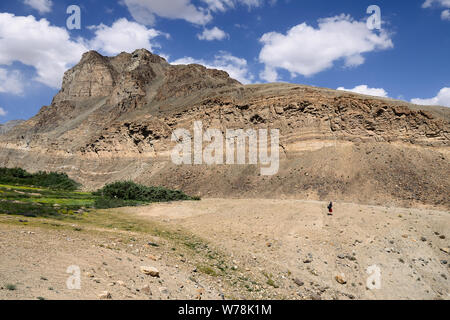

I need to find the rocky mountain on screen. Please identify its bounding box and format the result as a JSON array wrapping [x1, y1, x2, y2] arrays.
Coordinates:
[[0, 120, 25, 135], [0, 49, 448, 208]]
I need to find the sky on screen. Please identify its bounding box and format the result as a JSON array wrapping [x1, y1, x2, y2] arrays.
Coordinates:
[[0, 0, 449, 123]]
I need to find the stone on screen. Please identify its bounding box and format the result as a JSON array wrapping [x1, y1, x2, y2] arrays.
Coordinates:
[[293, 278, 304, 287], [140, 266, 160, 277], [335, 275, 347, 285], [146, 254, 158, 261], [440, 248, 450, 254], [142, 285, 152, 295], [159, 287, 169, 295], [98, 291, 112, 300]]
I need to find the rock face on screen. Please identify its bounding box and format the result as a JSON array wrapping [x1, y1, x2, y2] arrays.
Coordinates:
[[0, 49, 449, 207], [0, 120, 24, 135]]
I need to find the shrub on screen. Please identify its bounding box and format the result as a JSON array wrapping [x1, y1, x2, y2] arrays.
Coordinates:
[[94, 181, 199, 203], [0, 167, 80, 190]]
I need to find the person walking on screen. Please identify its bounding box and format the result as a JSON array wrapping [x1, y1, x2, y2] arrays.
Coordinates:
[[327, 201, 333, 215]]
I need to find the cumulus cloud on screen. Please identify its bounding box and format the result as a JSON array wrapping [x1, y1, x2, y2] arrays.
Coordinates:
[[172, 52, 253, 84], [411, 87, 450, 107], [258, 14, 393, 82], [0, 13, 86, 88], [197, 27, 228, 40], [0, 14, 164, 88], [422, 0, 450, 20], [0, 68, 25, 95], [88, 18, 162, 55], [122, 0, 212, 25], [23, 0, 53, 14], [337, 85, 389, 98], [0, 107, 7, 117]]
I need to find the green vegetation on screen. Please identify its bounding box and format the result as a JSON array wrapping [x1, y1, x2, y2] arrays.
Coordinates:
[[5, 284, 17, 291], [0, 168, 199, 218], [94, 181, 200, 203], [0, 167, 80, 191]]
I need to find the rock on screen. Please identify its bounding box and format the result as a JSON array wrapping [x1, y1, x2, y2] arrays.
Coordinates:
[[293, 278, 304, 287], [146, 254, 158, 261], [420, 237, 427, 242], [147, 242, 159, 247], [142, 285, 152, 295], [303, 259, 312, 264], [140, 266, 160, 277], [310, 294, 321, 300], [159, 287, 169, 295], [440, 248, 450, 254], [98, 291, 112, 299], [439, 235, 446, 239], [335, 275, 347, 285], [440, 260, 447, 265]]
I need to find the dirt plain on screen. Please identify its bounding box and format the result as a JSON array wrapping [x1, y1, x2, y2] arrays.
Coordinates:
[[1, 198, 448, 300]]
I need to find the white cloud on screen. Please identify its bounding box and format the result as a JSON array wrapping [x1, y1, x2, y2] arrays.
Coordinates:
[[422, 0, 450, 20], [0, 107, 7, 117], [0, 68, 25, 95], [422, 0, 450, 8], [122, 0, 212, 25], [122, 0, 275, 25], [411, 87, 450, 107], [202, 0, 275, 12], [0, 13, 87, 88], [337, 85, 389, 98], [0, 14, 164, 88], [88, 18, 162, 55], [23, 0, 53, 14], [172, 52, 253, 84], [258, 14, 393, 82], [197, 27, 228, 40]]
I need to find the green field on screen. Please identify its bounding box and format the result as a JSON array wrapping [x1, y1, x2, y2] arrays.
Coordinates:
[[0, 168, 199, 219]]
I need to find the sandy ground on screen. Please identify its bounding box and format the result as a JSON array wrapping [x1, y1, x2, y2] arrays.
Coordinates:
[[1, 199, 449, 300]]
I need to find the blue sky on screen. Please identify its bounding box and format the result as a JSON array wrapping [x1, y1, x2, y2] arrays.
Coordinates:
[[0, 0, 449, 123]]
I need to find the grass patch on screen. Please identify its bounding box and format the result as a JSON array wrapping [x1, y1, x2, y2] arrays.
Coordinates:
[[262, 271, 279, 288], [196, 265, 219, 277]]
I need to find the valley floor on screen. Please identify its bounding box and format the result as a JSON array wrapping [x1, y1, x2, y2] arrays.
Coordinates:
[[1, 199, 449, 300]]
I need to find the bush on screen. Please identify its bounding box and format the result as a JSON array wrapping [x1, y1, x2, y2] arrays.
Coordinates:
[[94, 181, 199, 203], [93, 197, 142, 209], [0, 167, 80, 191]]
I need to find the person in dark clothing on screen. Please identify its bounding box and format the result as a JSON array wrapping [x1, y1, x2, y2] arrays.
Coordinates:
[[327, 202, 333, 215]]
